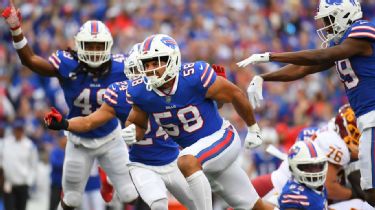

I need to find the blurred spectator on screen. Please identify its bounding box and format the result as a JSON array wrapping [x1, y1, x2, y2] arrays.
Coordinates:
[[48, 132, 66, 210], [0, 118, 38, 210]]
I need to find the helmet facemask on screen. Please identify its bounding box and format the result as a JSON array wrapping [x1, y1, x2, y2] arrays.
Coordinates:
[[140, 55, 175, 90], [76, 41, 112, 68], [293, 161, 328, 189]]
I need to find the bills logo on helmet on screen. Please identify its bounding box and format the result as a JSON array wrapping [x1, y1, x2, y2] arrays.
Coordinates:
[[325, 0, 343, 5], [288, 146, 300, 159], [161, 37, 177, 49]]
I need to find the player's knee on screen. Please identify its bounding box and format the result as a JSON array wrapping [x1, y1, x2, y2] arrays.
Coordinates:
[[364, 189, 375, 207], [63, 191, 82, 208], [65, 161, 84, 183], [177, 155, 201, 177], [117, 183, 139, 203], [150, 198, 168, 210]]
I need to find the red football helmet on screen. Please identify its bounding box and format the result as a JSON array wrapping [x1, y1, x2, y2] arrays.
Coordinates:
[[335, 104, 360, 147]]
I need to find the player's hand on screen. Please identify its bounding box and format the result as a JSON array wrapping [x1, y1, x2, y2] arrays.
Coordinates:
[[122, 124, 137, 146], [237, 52, 270, 67], [247, 76, 264, 109], [212, 64, 226, 79], [44, 107, 69, 130], [244, 124, 263, 149], [1, 0, 22, 31]]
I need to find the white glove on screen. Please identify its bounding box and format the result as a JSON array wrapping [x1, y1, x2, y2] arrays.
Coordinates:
[[244, 124, 263, 149], [247, 76, 264, 109], [121, 124, 137, 146], [237, 52, 270, 67]]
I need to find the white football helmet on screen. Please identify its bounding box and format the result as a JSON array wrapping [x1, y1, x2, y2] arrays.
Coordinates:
[[138, 34, 181, 90], [315, 0, 362, 48], [125, 43, 142, 80], [74, 20, 113, 67], [288, 140, 328, 189]]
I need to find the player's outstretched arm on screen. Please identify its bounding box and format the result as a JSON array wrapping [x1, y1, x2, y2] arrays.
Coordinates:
[[67, 103, 117, 133], [44, 103, 116, 132], [260, 63, 334, 82], [237, 38, 370, 67], [1, 1, 58, 77], [125, 105, 148, 141]]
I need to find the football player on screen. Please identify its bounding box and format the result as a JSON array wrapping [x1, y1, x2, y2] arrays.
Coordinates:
[[45, 43, 197, 210], [125, 34, 272, 210], [1, 2, 137, 209], [238, 0, 375, 206], [279, 140, 328, 210], [252, 105, 364, 203]]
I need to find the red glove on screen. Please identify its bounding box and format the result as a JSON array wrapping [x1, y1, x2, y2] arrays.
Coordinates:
[[98, 167, 114, 203], [1, 0, 22, 31], [212, 64, 227, 79], [44, 107, 69, 130]]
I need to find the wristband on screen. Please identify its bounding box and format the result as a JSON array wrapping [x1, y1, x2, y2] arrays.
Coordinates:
[[12, 37, 27, 50], [10, 27, 22, 36]]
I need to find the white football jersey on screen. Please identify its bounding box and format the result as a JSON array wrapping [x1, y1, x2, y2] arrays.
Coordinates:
[[313, 127, 350, 166]]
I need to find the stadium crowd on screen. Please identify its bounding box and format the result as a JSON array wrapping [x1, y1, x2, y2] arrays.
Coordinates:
[[0, 0, 375, 210]]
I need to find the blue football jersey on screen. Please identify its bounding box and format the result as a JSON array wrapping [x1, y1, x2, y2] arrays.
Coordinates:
[[48, 51, 127, 138], [126, 61, 224, 148], [279, 179, 328, 210], [333, 20, 375, 117], [104, 81, 179, 166]]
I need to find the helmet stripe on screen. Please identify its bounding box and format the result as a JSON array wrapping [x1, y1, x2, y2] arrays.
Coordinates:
[[143, 35, 155, 52], [305, 141, 317, 158], [91, 21, 99, 35]]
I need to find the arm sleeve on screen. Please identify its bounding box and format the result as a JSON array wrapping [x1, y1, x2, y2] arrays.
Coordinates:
[[348, 22, 375, 42], [191, 61, 217, 94], [48, 50, 78, 78], [104, 82, 132, 123]]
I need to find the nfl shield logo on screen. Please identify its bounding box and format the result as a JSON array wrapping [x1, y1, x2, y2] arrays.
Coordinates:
[[165, 96, 171, 103]]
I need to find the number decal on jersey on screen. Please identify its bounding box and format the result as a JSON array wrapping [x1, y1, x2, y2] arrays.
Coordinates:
[[135, 118, 168, 145], [73, 88, 106, 115], [336, 59, 359, 89], [177, 105, 203, 133], [62, 51, 74, 60], [183, 63, 195, 76], [132, 78, 143, 86], [153, 105, 203, 136], [113, 54, 125, 63], [327, 145, 343, 163]]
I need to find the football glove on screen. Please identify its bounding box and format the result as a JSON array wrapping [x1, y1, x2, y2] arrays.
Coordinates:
[[1, 1, 22, 31], [122, 124, 137, 146], [44, 107, 69, 130], [212, 64, 227, 79], [237, 52, 270, 67], [247, 76, 264, 109], [244, 123, 263, 149]]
